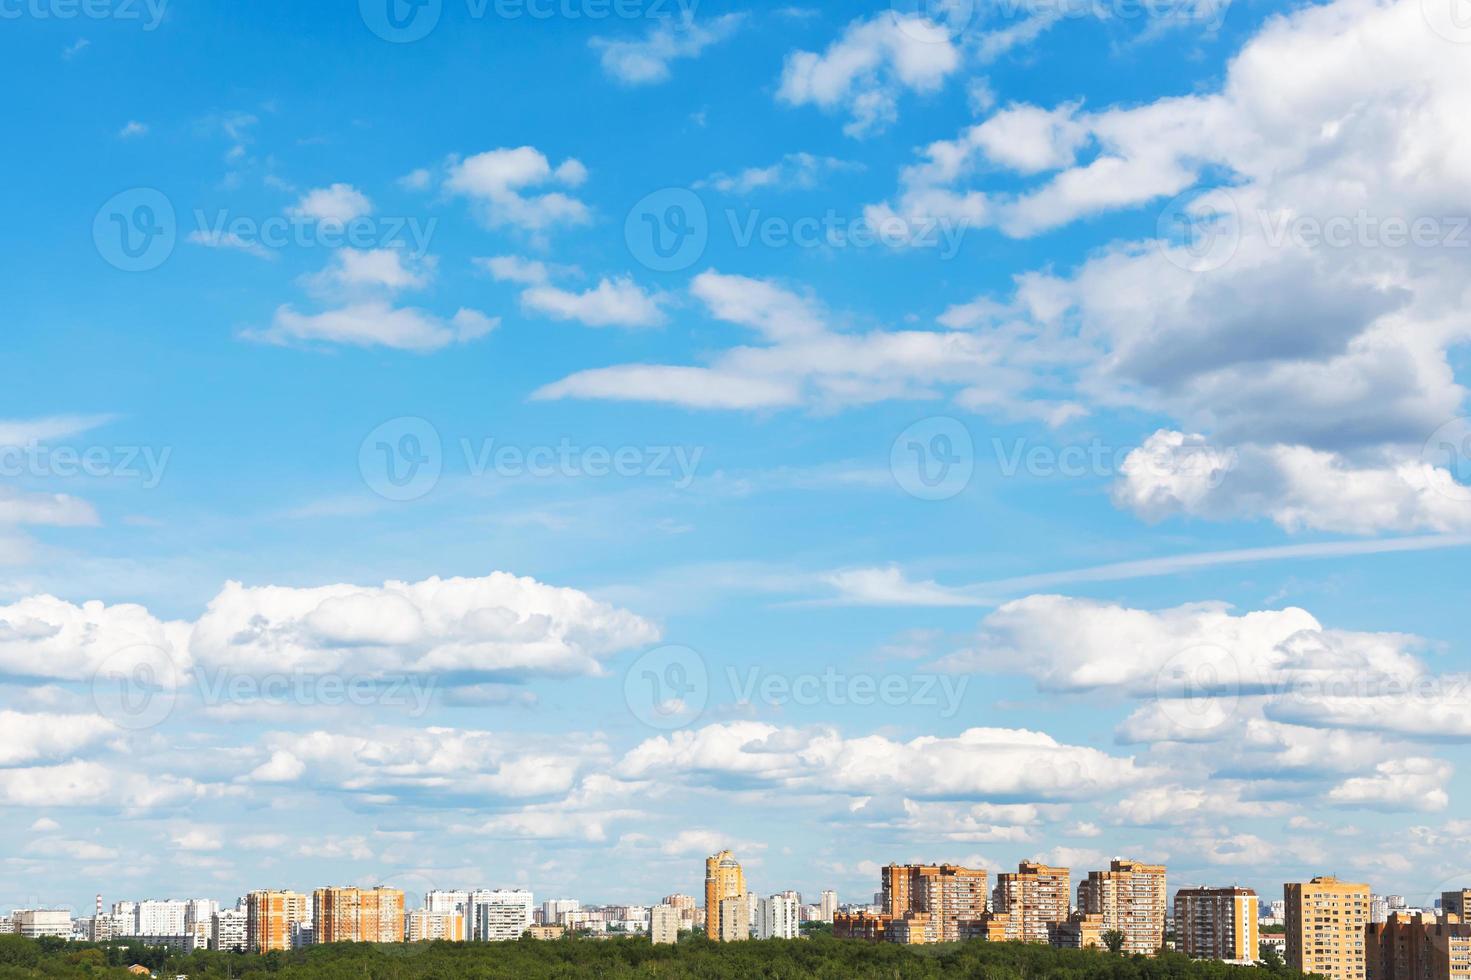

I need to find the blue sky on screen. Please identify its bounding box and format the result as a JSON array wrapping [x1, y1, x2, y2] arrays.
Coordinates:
[[3, 0, 1471, 917]]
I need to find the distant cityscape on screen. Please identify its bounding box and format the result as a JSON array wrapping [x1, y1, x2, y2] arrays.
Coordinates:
[[6, 852, 1469, 980]]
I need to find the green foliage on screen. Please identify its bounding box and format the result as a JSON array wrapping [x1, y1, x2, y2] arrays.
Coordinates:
[[0, 933, 1281, 980], [1103, 930, 1127, 955]]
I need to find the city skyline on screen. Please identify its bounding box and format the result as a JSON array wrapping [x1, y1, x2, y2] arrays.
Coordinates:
[[4, 0, 1471, 921]]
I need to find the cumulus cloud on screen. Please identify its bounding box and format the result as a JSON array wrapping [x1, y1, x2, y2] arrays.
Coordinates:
[[304, 248, 436, 297], [618, 721, 1151, 802], [0, 710, 116, 765], [778, 14, 962, 137], [1116, 431, 1471, 534], [520, 277, 667, 328], [445, 147, 590, 234], [289, 184, 372, 223], [0, 571, 660, 683], [1328, 758, 1451, 812], [592, 13, 742, 85]]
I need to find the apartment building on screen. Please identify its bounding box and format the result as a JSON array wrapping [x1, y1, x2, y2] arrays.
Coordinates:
[[1175, 886, 1259, 963], [1049, 913, 1106, 949], [245, 890, 311, 953], [11, 910, 71, 939], [1078, 860, 1167, 956], [650, 904, 681, 945], [988, 862, 1072, 943], [471, 890, 534, 942], [406, 909, 464, 942], [1445, 893, 1471, 920], [880, 864, 989, 944], [705, 851, 747, 942], [1366, 912, 1471, 980], [1286, 877, 1371, 980], [211, 908, 247, 952], [756, 893, 801, 940], [313, 887, 405, 944], [820, 890, 839, 923]]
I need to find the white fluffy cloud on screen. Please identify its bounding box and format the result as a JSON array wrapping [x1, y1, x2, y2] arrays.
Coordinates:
[[1116, 431, 1471, 534], [0, 571, 660, 682], [289, 184, 372, 223], [0, 761, 211, 809], [305, 248, 435, 296], [1327, 758, 1451, 812], [778, 14, 961, 137], [0, 710, 116, 765], [445, 147, 590, 233], [619, 721, 1150, 802], [520, 277, 667, 328], [591, 13, 742, 85], [251, 727, 602, 800]]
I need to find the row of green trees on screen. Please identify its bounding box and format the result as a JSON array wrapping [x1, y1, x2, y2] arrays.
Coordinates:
[[0, 931, 1313, 980]]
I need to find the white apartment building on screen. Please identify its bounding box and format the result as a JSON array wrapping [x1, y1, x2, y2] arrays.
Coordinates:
[[756, 894, 801, 940], [471, 890, 534, 942], [542, 899, 581, 925], [212, 909, 247, 952], [820, 890, 838, 923], [136, 899, 190, 936], [426, 882, 470, 941], [12, 910, 72, 939], [651, 905, 680, 945]]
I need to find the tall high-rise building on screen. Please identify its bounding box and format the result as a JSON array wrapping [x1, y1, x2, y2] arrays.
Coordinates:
[[1174, 887, 1259, 963], [425, 889, 470, 937], [541, 899, 580, 926], [211, 908, 247, 953], [705, 850, 747, 942], [880, 864, 989, 944], [650, 904, 681, 945], [1286, 877, 1371, 980], [246, 891, 311, 953], [1444, 892, 1471, 920], [820, 890, 839, 923], [989, 862, 1072, 943], [1077, 859, 1167, 956], [1367, 912, 1471, 980], [470, 890, 534, 942], [756, 893, 801, 940], [312, 887, 405, 944]]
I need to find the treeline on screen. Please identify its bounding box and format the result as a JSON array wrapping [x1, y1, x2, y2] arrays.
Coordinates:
[[0, 932, 1307, 980]]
